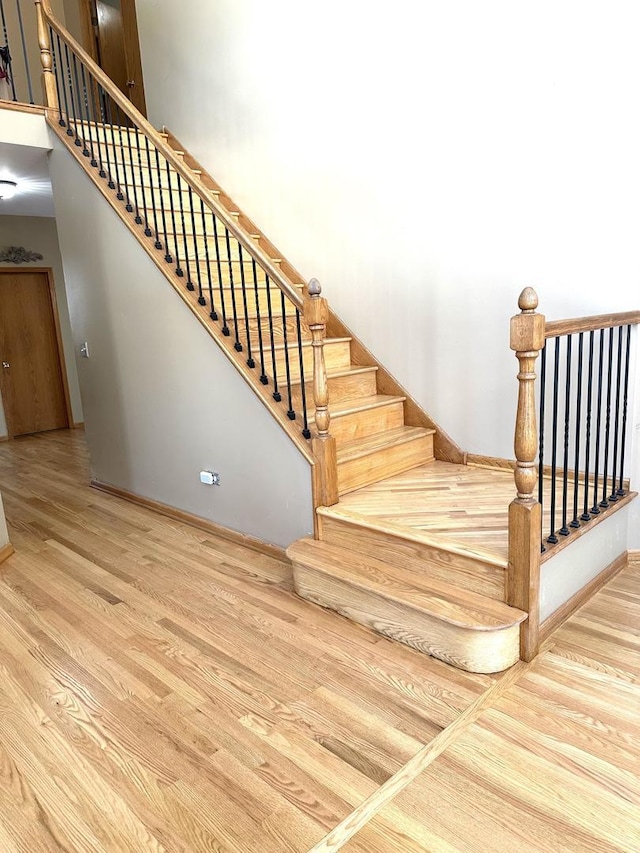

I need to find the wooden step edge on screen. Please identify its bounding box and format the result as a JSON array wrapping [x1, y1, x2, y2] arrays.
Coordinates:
[[337, 426, 436, 464], [272, 336, 352, 353], [287, 539, 526, 631], [322, 394, 406, 420], [316, 505, 508, 570], [289, 365, 379, 390]]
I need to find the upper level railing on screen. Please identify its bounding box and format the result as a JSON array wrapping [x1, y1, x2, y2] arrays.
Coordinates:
[[508, 288, 639, 660], [0, 0, 41, 105], [33, 0, 338, 464]]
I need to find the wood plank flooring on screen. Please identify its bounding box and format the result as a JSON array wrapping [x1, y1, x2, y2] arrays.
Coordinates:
[[337, 562, 640, 852], [0, 431, 637, 851], [0, 430, 492, 852]]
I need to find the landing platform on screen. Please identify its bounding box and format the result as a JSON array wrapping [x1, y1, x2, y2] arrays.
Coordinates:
[[323, 461, 513, 566]]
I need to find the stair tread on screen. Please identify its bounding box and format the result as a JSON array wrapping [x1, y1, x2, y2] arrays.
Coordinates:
[[287, 538, 526, 630], [317, 504, 508, 569], [337, 426, 435, 464], [324, 394, 406, 419], [272, 336, 351, 353], [292, 365, 378, 387]]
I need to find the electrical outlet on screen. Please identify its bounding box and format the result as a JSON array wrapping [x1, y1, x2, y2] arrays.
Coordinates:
[[200, 470, 221, 486]]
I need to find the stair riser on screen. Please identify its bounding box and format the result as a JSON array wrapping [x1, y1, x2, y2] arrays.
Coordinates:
[[329, 401, 405, 444], [318, 515, 505, 600], [274, 340, 352, 382], [338, 433, 435, 495], [230, 316, 310, 349], [291, 563, 520, 674], [290, 370, 378, 411]]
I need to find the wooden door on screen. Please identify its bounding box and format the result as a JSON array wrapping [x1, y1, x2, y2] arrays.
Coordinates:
[[80, 0, 147, 116], [0, 271, 70, 438]]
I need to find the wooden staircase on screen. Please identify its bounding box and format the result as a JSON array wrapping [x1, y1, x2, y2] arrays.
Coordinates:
[[36, 8, 529, 676]]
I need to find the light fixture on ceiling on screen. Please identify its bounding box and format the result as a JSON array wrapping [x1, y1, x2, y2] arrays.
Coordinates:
[[0, 180, 18, 200]]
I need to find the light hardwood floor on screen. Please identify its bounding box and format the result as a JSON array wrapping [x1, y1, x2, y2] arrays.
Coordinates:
[[0, 430, 637, 852]]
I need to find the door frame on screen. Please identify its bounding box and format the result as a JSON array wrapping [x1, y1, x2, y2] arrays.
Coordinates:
[[77, 0, 147, 116], [0, 267, 73, 439]]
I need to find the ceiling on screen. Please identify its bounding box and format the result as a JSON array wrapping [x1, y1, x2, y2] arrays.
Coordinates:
[[0, 142, 55, 217]]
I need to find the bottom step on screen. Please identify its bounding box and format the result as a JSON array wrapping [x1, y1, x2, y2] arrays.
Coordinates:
[[287, 539, 526, 674]]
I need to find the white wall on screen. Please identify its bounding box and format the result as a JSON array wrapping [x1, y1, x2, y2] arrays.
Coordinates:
[[135, 0, 640, 495], [0, 214, 83, 436], [48, 136, 314, 547]]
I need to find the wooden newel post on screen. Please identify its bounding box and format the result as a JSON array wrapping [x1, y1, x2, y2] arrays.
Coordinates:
[[508, 287, 545, 661], [35, 0, 59, 113], [304, 278, 339, 510]]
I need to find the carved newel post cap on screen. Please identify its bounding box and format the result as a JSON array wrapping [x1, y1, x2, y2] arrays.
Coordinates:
[[518, 287, 538, 313], [308, 278, 322, 297]]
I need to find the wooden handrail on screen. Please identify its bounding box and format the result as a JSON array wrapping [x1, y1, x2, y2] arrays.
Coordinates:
[[545, 310, 640, 338], [38, 0, 303, 311]]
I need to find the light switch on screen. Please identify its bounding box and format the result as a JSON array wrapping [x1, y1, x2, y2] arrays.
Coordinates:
[[80, 342, 90, 358]]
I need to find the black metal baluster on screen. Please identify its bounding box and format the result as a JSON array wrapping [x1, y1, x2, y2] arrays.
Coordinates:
[[122, 112, 142, 224], [200, 199, 216, 319], [225, 228, 242, 350], [72, 55, 90, 158], [251, 258, 267, 384], [115, 102, 134, 210], [176, 174, 192, 285], [280, 291, 295, 419], [591, 330, 605, 515], [165, 160, 182, 274], [609, 326, 624, 501], [295, 310, 311, 438], [103, 92, 123, 196], [547, 337, 560, 544], [50, 29, 65, 127], [617, 325, 632, 497], [55, 35, 72, 131], [15, 0, 33, 104], [187, 186, 205, 303], [211, 214, 228, 334], [142, 137, 162, 248], [155, 149, 171, 261], [63, 43, 80, 143], [538, 343, 547, 552], [559, 335, 572, 536], [0, 1, 17, 101], [570, 332, 584, 528], [265, 275, 280, 401], [599, 327, 614, 508], [581, 330, 595, 522], [82, 64, 102, 172], [238, 245, 254, 366], [133, 126, 152, 236]]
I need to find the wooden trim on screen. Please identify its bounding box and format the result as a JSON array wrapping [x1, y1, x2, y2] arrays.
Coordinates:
[[539, 551, 628, 641], [0, 434, 8, 443], [0, 543, 15, 565], [545, 310, 640, 338], [541, 490, 636, 564], [0, 267, 73, 436], [90, 479, 287, 560], [628, 549, 640, 565], [0, 100, 46, 115], [73, 421, 85, 429], [40, 4, 303, 310], [468, 454, 630, 490]]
